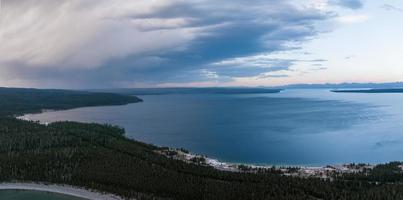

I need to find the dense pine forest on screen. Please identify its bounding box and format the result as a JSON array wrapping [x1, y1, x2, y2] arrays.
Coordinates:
[[1, 88, 403, 200], [0, 87, 141, 117]]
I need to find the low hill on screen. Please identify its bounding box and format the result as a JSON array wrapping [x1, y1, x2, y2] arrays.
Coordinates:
[[0, 87, 142, 117], [89, 87, 282, 95]]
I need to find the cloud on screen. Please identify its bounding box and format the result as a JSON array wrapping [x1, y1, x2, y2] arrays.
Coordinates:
[[345, 55, 356, 59], [258, 74, 289, 78], [206, 55, 327, 79], [381, 4, 403, 13], [337, 14, 369, 24], [374, 139, 402, 149], [210, 56, 293, 78], [331, 0, 363, 10], [0, 0, 197, 69], [311, 66, 328, 71], [0, 0, 346, 88]]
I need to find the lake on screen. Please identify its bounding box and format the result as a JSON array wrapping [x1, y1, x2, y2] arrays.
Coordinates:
[[22, 89, 403, 166], [0, 190, 87, 200]]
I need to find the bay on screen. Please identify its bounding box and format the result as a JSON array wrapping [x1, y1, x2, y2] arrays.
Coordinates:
[[23, 89, 403, 166]]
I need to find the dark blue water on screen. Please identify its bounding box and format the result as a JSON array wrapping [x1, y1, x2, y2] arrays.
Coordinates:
[[23, 89, 403, 166]]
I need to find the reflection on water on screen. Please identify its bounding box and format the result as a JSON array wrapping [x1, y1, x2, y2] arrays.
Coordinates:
[[23, 89, 403, 166]]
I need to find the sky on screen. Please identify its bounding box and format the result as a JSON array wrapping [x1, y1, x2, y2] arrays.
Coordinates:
[[0, 0, 402, 89]]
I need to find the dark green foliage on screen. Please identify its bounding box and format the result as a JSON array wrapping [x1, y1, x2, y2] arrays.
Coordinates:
[[178, 148, 189, 154], [339, 162, 403, 183], [0, 87, 142, 117], [238, 164, 251, 171], [190, 156, 206, 164]]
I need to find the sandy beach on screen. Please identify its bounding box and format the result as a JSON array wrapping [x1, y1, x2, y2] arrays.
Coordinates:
[[0, 182, 124, 200]]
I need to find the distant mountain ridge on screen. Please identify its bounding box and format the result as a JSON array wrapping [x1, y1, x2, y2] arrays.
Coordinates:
[[280, 82, 403, 89], [332, 88, 403, 93], [89, 87, 282, 95], [87, 82, 403, 95]]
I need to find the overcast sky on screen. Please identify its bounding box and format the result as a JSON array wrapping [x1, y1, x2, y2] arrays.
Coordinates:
[[0, 0, 402, 88]]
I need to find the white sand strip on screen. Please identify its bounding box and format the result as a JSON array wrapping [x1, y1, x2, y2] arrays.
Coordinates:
[[0, 182, 124, 200]]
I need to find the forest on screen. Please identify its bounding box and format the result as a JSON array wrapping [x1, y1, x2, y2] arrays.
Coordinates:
[[1, 88, 403, 200], [0, 87, 141, 117]]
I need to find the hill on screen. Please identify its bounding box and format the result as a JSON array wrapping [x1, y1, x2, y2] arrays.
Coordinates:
[[89, 87, 282, 95], [0, 87, 142, 117]]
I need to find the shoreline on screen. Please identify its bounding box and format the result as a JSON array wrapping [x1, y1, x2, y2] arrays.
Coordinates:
[[158, 148, 376, 179], [17, 114, 377, 178], [18, 115, 346, 170], [0, 182, 123, 200], [15, 113, 380, 179]]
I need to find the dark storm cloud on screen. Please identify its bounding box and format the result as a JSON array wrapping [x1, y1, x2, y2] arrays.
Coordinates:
[[331, 0, 364, 9], [0, 0, 346, 88], [93, 1, 330, 86]]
